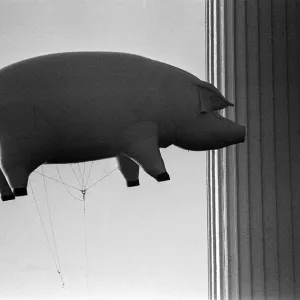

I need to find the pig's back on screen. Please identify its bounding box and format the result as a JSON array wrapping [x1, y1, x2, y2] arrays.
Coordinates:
[[0, 52, 192, 114], [0, 52, 161, 103], [0, 52, 192, 148]]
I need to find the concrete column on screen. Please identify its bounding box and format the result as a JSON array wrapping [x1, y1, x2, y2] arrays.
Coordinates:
[[206, 1, 300, 299]]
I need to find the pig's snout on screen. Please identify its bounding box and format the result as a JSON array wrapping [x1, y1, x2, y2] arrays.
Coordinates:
[[227, 123, 246, 145], [200, 113, 246, 150], [173, 113, 246, 151]]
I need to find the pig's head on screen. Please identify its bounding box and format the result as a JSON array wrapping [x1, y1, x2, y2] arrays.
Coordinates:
[[174, 112, 245, 151]]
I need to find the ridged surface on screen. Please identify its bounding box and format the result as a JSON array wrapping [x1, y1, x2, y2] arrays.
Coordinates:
[[206, 0, 300, 299]]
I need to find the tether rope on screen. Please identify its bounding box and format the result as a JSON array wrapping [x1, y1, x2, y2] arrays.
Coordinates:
[[41, 166, 64, 279], [82, 191, 89, 295], [34, 165, 120, 199], [55, 166, 84, 202], [84, 162, 94, 189], [33, 162, 120, 297], [34, 170, 81, 192], [70, 164, 82, 188], [29, 182, 68, 297], [85, 167, 119, 190], [77, 163, 85, 190]]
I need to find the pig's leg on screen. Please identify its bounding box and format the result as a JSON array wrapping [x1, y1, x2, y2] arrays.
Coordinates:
[[119, 121, 170, 182], [0, 145, 42, 197], [117, 154, 140, 187], [0, 168, 15, 201], [1, 159, 31, 197], [0, 105, 55, 198]]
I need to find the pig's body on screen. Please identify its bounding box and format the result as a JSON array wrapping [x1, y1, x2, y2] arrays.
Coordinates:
[[0, 52, 245, 200]]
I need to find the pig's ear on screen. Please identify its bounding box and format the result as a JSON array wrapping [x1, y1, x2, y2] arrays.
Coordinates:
[[196, 83, 234, 112]]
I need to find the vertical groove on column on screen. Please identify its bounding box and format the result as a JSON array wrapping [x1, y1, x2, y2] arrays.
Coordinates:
[[288, 1, 300, 298], [214, 8, 221, 300], [214, 149, 221, 299], [207, 150, 212, 300], [245, 1, 265, 299], [234, 1, 251, 299], [218, 1, 228, 299], [272, 1, 295, 299], [205, 1, 213, 299], [258, 0, 279, 299], [213, 1, 222, 295], [212, 2, 218, 299], [224, 1, 239, 299], [205, 3, 210, 300], [213, 0, 223, 298], [206, 1, 217, 299]]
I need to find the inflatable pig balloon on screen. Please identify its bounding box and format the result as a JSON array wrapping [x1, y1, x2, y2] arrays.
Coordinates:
[[0, 52, 245, 201]]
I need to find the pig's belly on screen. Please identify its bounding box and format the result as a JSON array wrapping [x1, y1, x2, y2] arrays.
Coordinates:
[[46, 146, 117, 164], [45, 118, 123, 164], [38, 98, 139, 164], [46, 125, 121, 164]]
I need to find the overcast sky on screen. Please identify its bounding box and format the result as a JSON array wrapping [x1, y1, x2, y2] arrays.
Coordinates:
[[0, 1, 207, 299]]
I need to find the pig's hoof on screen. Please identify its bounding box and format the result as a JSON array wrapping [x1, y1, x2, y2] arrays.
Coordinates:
[[127, 180, 140, 187], [13, 188, 28, 197], [1, 194, 15, 201], [156, 172, 170, 182]]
